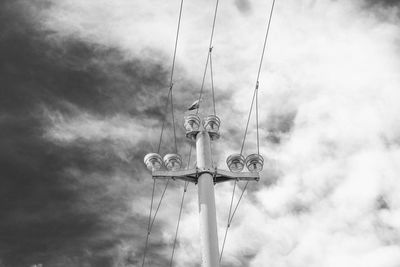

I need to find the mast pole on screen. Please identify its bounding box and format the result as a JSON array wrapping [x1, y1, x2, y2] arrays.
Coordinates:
[[146, 116, 259, 266], [196, 130, 220, 267]]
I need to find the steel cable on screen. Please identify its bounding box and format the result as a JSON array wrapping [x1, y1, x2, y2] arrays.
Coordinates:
[[169, 136, 193, 266], [219, 181, 250, 262], [142, 179, 170, 267], [240, 0, 276, 155], [210, 51, 217, 115], [196, 0, 220, 115], [149, 179, 170, 232], [141, 179, 156, 267], [169, 181, 189, 266], [157, 88, 172, 154], [170, 87, 178, 153], [157, 0, 185, 154], [219, 181, 237, 262]]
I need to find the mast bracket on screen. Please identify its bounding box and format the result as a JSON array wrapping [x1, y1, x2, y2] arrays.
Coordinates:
[[151, 168, 259, 184]]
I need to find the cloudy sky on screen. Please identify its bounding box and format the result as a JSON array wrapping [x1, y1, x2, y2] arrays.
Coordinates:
[[1, 0, 400, 266]]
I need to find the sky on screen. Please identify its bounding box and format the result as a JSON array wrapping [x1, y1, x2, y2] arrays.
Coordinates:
[[1, 0, 400, 266]]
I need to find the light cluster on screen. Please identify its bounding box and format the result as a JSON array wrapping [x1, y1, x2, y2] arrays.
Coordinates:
[[184, 114, 221, 141], [226, 153, 264, 173], [144, 114, 263, 173], [144, 153, 182, 171]]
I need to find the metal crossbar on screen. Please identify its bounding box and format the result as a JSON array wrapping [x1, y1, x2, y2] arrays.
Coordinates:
[[152, 168, 259, 184]]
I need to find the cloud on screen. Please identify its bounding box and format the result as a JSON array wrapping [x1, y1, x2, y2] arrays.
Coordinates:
[[0, 0, 182, 265], [1, 0, 400, 266], [234, 0, 252, 15]]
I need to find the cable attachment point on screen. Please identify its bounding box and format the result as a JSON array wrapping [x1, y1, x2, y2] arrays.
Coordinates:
[[256, 81, 259, 90], [209, 46, 213, 53]]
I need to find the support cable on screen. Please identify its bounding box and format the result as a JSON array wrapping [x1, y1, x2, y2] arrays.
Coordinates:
[[144, 0, 184, 265], [170, 86, 178, 153], [141, 179, 171, 266], [255, 0, 276, 84], [169, 0, 185, 88], [256, 85, 260, 155], [157, 0, 184, 153], [168, 0, 185, 153], [229, 181, 249, 224], [142, 179, 170, 266], [142, 179, 156, 267], [239, 0, 276, 155], [196, 50, 211, 115], [169, 181, 189, 266], [210, 50, 217, 115], [149, 179, 171, 232], [240, 89, 257, 155], [219, 181, 250, 262], [219, 181, 237, 262], [168, 138, 193, 266], [196, 0, 220, 114], [157, 88, 172, 154]]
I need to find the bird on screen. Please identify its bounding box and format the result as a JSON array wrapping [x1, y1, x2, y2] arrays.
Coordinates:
[[188, 98, 202, 110]]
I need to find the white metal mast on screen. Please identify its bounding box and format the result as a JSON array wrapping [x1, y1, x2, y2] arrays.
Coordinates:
[[196, 130, 220, 266], [145, 115, 261, 266]]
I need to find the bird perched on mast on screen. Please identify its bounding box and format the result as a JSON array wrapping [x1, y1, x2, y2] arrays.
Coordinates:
[[188, 98, 202, 110]]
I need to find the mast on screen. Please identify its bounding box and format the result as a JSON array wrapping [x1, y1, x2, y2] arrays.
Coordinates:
[[145, 114, 260, 266], [196, 130, 220, 266], [142, 0, 277, 264]]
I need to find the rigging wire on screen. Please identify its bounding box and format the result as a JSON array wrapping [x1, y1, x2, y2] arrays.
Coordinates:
[[240, 88, 257, 155], [219, 180, 236, 262], [169, 0, 185, 88], [256, 85, 260, 155], [221, 1, 276, 261], [149, 179, 171, 232], [144, 1, 185, 259], [169, 140, 193, 266], [167, 0, 185, 154], [196, 0, 220, 115], [169, 181, 189, 266], [157, 88, 172, 154], [142, 179, 156, 267], [255, 0, 276, 84], [170, 87, 178, 153], [219, 181, 250, 262], [148, 0, 275, 264], [157, 0, 185, 154], [142, 179, 170, 267], [209, 50, 217, 116], [240, 0, 276, 155], [196, 50, 211, 116], [229, 181, 250, 224]]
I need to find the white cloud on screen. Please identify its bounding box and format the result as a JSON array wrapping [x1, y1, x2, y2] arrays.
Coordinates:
[[44, 110, 154, 144], [39, 0, 400, 266]]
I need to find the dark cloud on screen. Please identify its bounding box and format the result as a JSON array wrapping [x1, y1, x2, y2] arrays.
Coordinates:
[[364, 0, 400, 7], [376, 195, 390, 210], [0, 0, 177, 266], [362, 0, 400, 18], [0, 0, 241, 265], [234, 0, 252, 15], [289, 201, 311, 215], [266, 111, 297, 144]]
